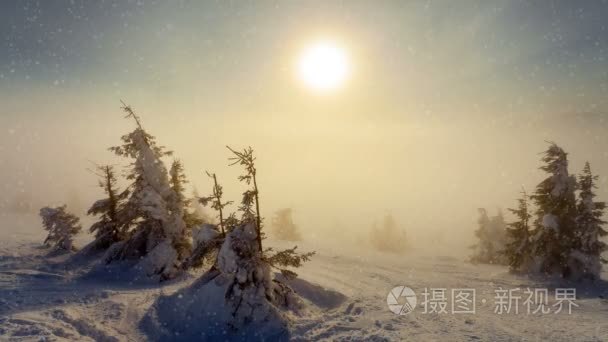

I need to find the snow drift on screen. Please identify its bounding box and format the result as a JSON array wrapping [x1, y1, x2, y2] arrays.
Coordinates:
[[142, 223, 342, 341]]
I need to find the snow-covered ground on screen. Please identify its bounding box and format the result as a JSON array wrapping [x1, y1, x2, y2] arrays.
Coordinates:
[[1, 213, 607, 341]]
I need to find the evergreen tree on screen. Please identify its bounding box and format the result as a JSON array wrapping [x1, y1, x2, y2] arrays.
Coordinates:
[[227, 146, 264, 250], [504, 189, 533, 271], [170, 159, 204, 230], [471, 208, 492, 263], [271, 208, 301, 241], [530, 142, 578, 277], [40, 205, 82, 251], [571, 162, 607, 279], [86, 165, 128, 251], [198, 171, 234, 236], [489, 209, 508, 263], [169, 160, 187, 204], [187, 147, 314, 278], [105, 102, 189, 281], [370, 213, 407, 254], [227, 146, 314, 279], [470, 208, 508, 264], [186, 146, 314, 331]]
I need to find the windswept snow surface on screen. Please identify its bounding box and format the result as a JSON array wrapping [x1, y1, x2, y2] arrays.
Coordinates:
[[1, 213, 607, 341]]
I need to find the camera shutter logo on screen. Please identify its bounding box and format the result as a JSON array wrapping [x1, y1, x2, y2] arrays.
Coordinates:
[[387, 286, 417, 315]]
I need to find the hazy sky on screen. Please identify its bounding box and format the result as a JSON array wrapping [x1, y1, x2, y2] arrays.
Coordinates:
[[2, 1, 608, 247]]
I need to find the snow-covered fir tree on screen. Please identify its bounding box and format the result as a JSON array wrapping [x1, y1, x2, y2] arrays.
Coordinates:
[[530, 142, 578, 277], [175, 146, 314, 335], [226, 146, 314, 279], [85, 165, 128, 252], [218, 223, 299, 331], [490, 210, 508, 262], [147, 222, 303, 340], [169, 159, 204, 230], [369, 213, 407, 254], [571, 162, 607, 279], [470, 208, 508, 264], [471, 208, 491, 261], [40, 205, 82, 251], [504, 189, 533, 271], [104, 103, 190, 280], [227, 146, 264, 248], [271, 208, 301, 241], [186, 147, 314, 277]]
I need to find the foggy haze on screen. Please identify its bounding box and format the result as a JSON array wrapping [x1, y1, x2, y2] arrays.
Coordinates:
[[2, 99, 608, 254], [2, 2, 608, 341], [2, 1, 608, 253]]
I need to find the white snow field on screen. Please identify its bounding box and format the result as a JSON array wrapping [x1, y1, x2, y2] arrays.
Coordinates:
[[1, 213, 607, 341]]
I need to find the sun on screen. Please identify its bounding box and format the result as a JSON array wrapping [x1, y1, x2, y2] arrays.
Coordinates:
[[297, 40, 350, 92]]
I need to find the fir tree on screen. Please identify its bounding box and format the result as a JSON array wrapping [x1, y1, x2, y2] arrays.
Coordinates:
[[86, 164, 128, 251], [504, 189, 533, 271], [40, 205, 82, 251], [227, 146, 314, 279], [170, 159, 204, 230], [471, 208, 492, 263], [199, 171, 234, 236], [187, 147, 314, 278], [470, 208, 508, 264], [571, 162, 607, 279], [105, 102, 189, 280], [186, 147, 314, 332], [227, 146, 263, 250], [489, 209, 508, 263], [271, 208, 301, 241], [530, 142, 578, 277], [369, 213, 407, 254], [169, 160, 188, 205]]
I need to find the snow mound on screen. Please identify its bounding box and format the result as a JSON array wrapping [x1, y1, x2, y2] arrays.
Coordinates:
[[135, 239, 179, 280], [192, 224, 220, 247], [83, 238, 180, 284], [275, 273, 347, 310], [142, 224, 341, 341], [141, 269, 291, 341], [141, 269, 349, 341], [142, 224, 294, 341]]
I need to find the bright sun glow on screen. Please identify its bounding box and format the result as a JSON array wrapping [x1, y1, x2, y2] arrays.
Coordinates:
[[297, 40, 350, 92]]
